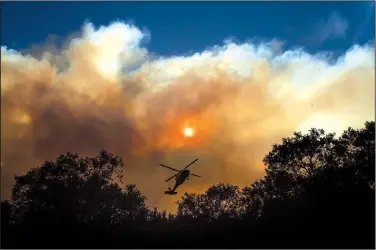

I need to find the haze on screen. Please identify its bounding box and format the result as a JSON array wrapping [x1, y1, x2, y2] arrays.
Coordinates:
[[1, 20, 374, 212]]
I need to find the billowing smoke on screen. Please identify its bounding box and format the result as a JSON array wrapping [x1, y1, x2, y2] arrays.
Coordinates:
[[1, 21, 374, 212]]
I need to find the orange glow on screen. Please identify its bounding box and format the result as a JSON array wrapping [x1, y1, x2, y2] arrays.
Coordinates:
[[149, 112, 216, 150]]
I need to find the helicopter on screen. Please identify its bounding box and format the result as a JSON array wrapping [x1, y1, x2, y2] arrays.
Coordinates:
[[159, 159, 201, 195]]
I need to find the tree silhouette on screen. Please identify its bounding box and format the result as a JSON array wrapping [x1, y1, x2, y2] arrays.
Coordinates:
[[10, 150, 147, 227], [1, 200, 14, 232], [177, 183, 243, 220], [262, 128, 337, 198], [335, 121, 375, 187], [1, 122, 374, 248]]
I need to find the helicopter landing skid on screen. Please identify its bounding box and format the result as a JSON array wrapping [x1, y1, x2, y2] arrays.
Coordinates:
[[165, 190, 178, 195]]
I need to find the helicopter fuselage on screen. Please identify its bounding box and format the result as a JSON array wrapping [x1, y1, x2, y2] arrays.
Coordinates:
[[166, 170, 191, 194], [175, 169, 190, 186]]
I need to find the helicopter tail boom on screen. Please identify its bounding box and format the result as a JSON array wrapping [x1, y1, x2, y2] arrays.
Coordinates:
[[165, 173, 178, 182]]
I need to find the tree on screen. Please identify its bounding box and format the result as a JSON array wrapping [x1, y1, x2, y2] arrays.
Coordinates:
[[177, 183, 243, 220], [335, 121, 375, 187], [1, 200, 13, 227], [241, 179, 269, 218], [298, 121, 375, 197], [262, 128, 337, 198], [242, 122, 375, 221], [10, 150, 147, 226]]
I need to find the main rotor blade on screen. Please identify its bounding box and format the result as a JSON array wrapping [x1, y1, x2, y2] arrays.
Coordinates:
[[159, 164, 180, 172], [191, 173, 201, 177], [165, 174, 178, 182], [182, 159, 198, 171]]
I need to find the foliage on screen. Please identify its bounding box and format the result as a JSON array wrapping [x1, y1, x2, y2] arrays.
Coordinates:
[[177, 183, 243, 220], [10, 150, 147, 226]]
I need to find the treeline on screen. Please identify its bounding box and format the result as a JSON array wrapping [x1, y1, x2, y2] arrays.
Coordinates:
[[1, 122, 375, 248]]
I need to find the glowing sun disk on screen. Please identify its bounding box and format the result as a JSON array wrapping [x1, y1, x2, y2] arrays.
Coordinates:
[[183, 127, 195, 137]]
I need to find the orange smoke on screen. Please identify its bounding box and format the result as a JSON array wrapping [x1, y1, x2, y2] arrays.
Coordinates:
[[1, 21, 374, 212]]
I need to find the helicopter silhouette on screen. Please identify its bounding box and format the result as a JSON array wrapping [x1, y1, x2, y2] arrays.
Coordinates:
[[159, 159, 201, 195]]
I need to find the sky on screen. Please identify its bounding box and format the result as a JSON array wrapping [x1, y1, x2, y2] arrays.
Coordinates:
[[1, 1, 375, 212], [2, 1, 375, 56]]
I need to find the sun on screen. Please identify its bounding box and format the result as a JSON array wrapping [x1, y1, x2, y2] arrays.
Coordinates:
[[183, 127, 195, 137]]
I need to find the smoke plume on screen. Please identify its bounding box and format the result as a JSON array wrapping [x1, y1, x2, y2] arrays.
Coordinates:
[[1, 21, 374, 212]]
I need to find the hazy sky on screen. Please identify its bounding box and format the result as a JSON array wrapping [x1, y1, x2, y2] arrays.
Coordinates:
[[1, 1, 375, 212]]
